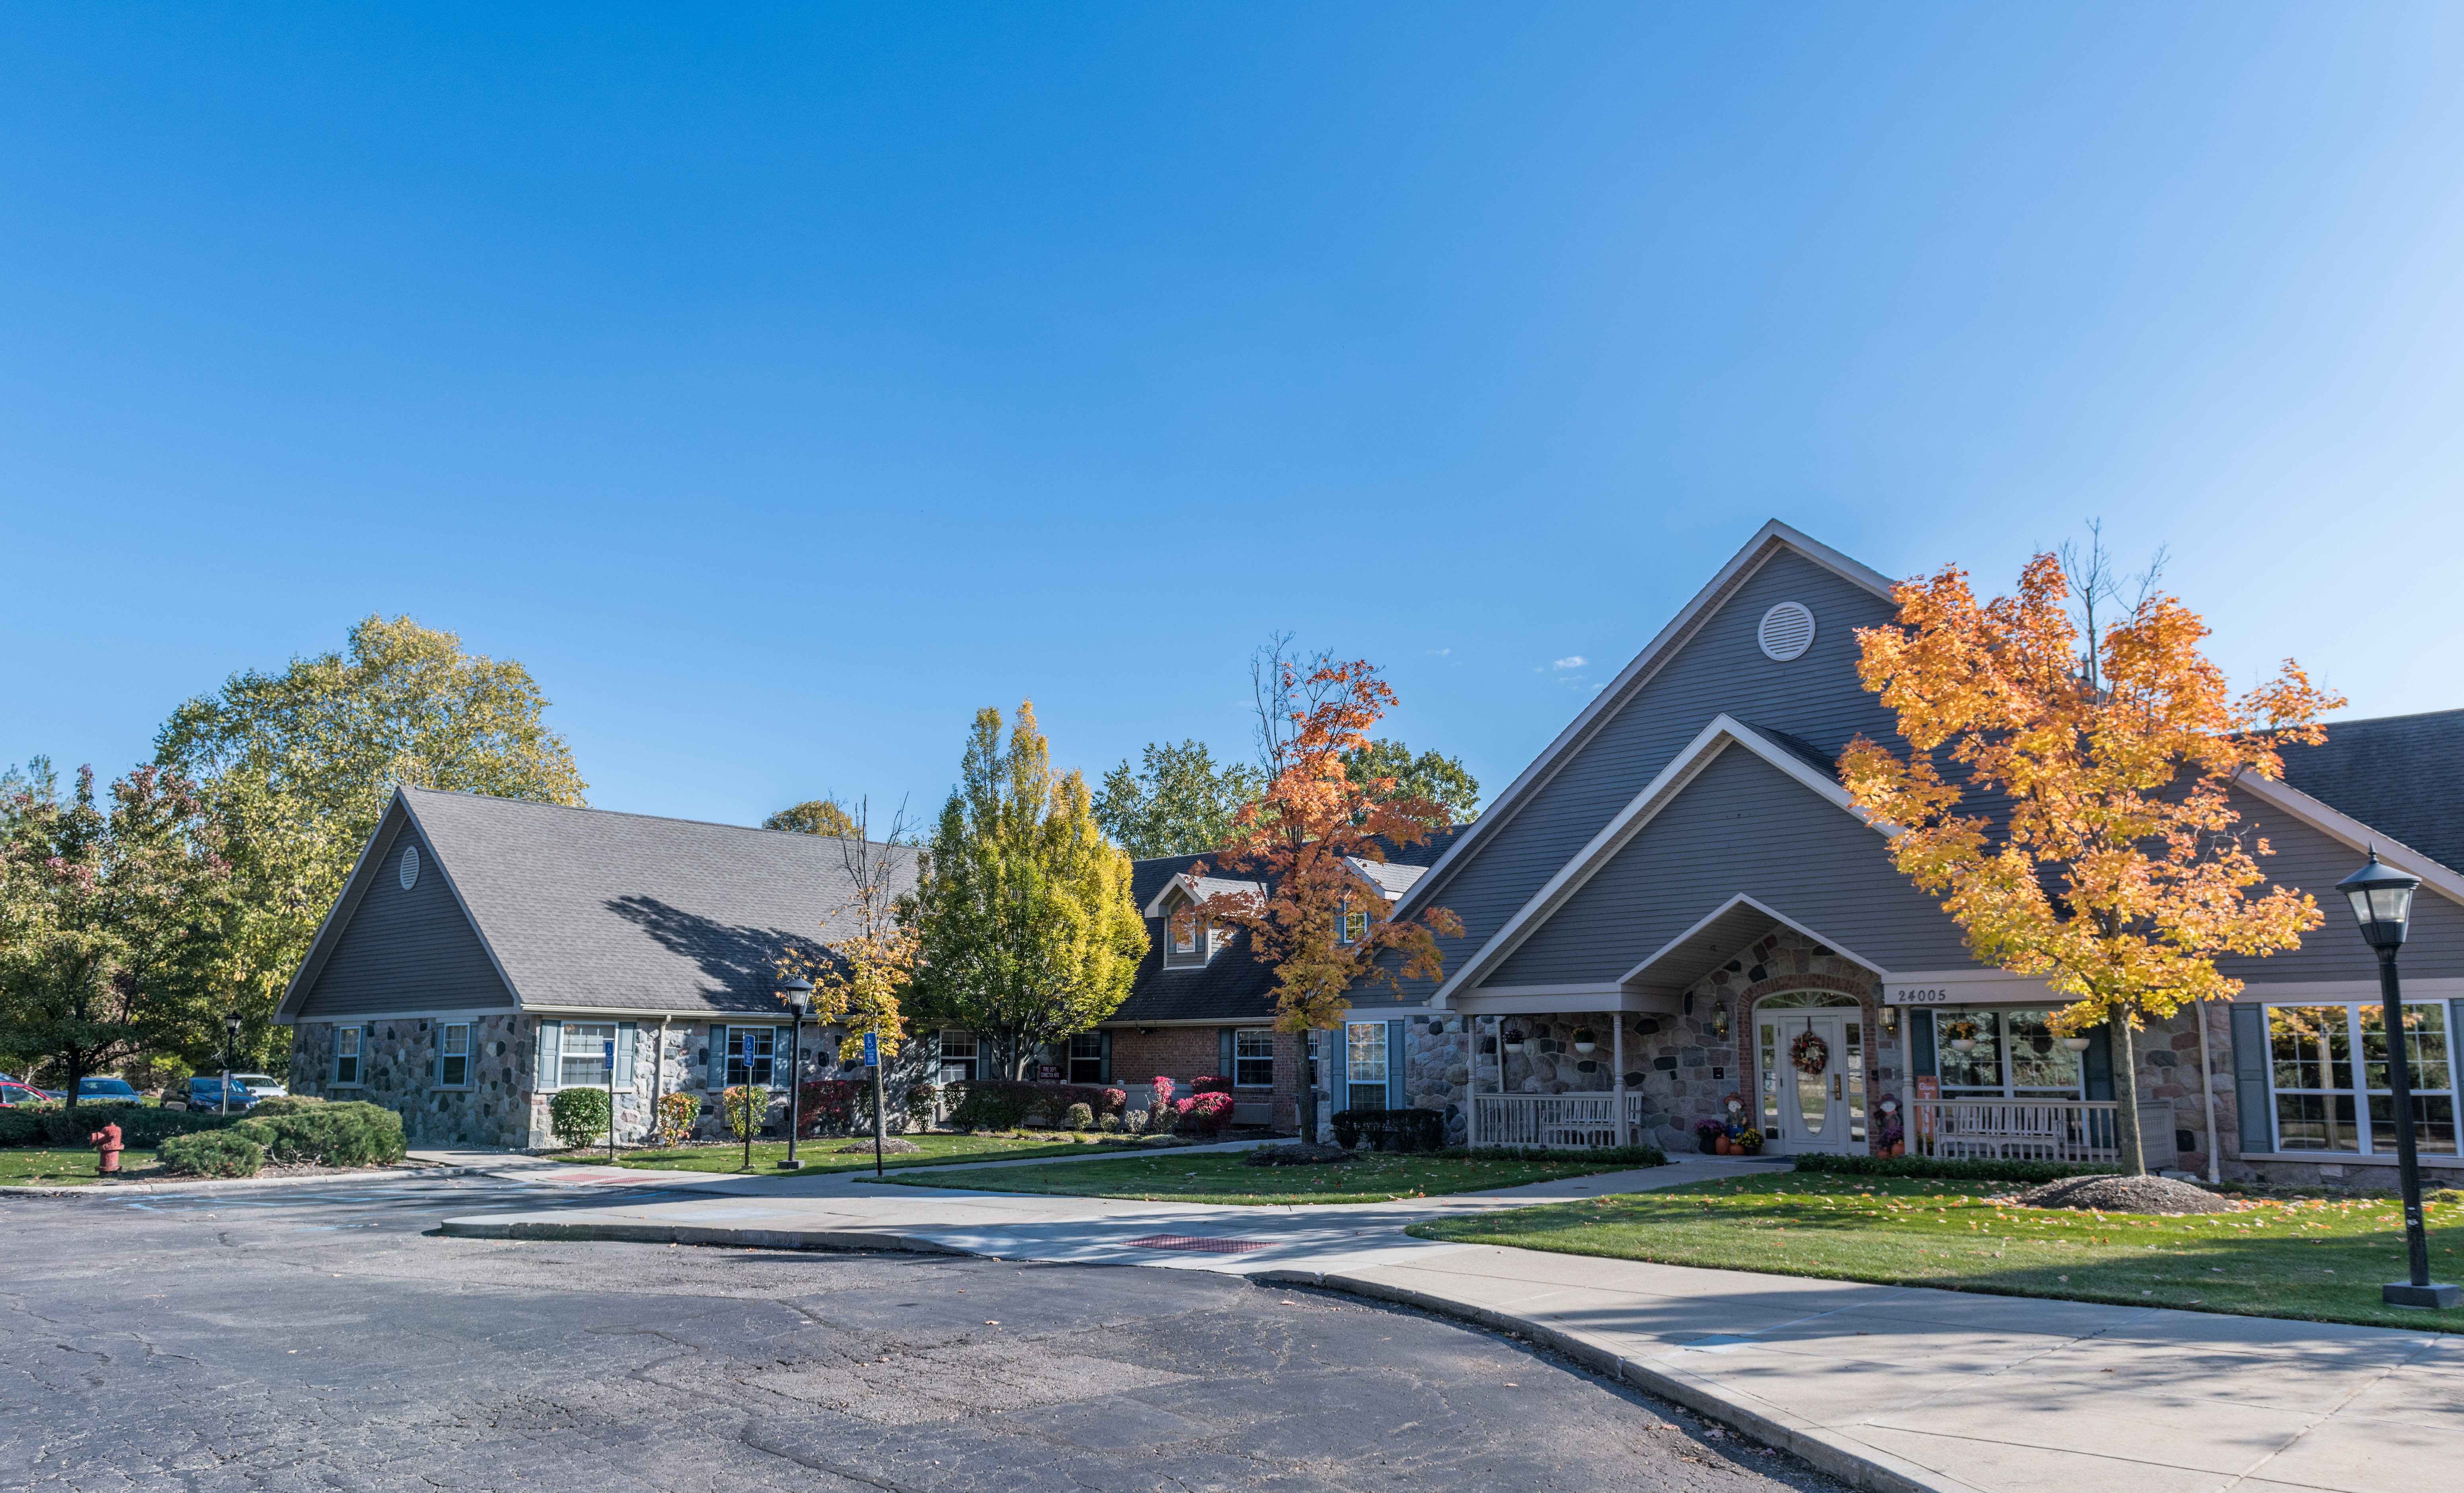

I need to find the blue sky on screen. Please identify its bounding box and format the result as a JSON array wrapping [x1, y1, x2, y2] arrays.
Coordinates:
[[8, 5, 2463, 828]]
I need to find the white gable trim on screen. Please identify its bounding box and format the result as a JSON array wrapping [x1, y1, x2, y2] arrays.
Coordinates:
[[1614, 893, 1895, 991], [1430, 715, 1890, 1008], [1396, 520, 1897, 921], [2229, 772, 2464, 910]]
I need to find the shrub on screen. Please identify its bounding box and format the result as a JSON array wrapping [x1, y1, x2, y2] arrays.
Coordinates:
[[234, 1102, 405, 1168], [248, 1095, 326, 1117], [1120, 1105, 1149, 1136], [948, 1082, 1032, 1132], [797, 1079, 864, 1134], [549, 1087, 612, 1149], [719, 1085, 770, 1140], [905, 1082, 941, 1128], [1064, 1102, 1094, 1129], [1450, 1143, 1667, 1167], [655, 1091, 702, 1147], [1097, 1113, 1121, 1133], [1175, 1091, 1233, 1137], [1099, 1087, 1126, 1116], [1190, 1074, 1233, 1096], [159, 1129, 265, 1178], [1331, 1107, 1445, 1153], [1148, 1075, 1175, 1114], [2, 1104, 250, 1149], [1790, 1152, 2117, 1185]]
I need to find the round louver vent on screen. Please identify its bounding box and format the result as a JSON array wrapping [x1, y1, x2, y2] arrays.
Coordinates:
[[400, 844, 421, 891], [1758, 602, 1817, 662]]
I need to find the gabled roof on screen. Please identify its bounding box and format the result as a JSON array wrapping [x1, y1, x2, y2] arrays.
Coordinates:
[[1432, 714, 1891, 1005], [1394, 520, 1895, 922], [1615, 894, 1889, 998], [280, 787, 918, 1019], [2279, 709, 2464, 879]]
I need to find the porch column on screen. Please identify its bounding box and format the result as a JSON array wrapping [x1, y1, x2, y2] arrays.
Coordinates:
[[1613, 1016, 1630, 1147], [1465, 1016, 1480, 1150]]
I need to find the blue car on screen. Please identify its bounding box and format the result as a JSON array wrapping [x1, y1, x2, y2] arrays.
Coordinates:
[[186, 1076, 256, 1110], [74, 1077, 142, 1103]]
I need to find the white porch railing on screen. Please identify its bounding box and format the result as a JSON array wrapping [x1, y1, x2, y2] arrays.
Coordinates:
[[1471, 1092, 1644, 1149], [1912, 1099, 2119, 1164]]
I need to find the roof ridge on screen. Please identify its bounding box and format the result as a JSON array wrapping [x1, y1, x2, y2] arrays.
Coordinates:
[[398, 784, 911, 853]]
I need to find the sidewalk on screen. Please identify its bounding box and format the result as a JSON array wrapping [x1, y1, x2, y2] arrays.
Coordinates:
[[434, 1155, 2464, 1493]]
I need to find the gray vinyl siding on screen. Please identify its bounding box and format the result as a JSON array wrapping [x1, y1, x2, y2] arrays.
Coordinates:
[[2220, 785, 2464, 984], [1385, 548, 1905, 998], [1482, 746, 1973, 986], [296, 819, 517, 1018]]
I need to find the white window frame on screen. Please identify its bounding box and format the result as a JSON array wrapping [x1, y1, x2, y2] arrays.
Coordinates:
[[439, 1022, 471, 1088], [938, 1028, 979, 1086], [1339, 906, 1368, 945], [1168, 894, 1199, 955], [2265, 1000, 2459, 1157], [334, 1025, 362, 1087], [1345, 1021, 1387, 1112], [725, 1025, 777, 1088], [1930, 1006, 2085, 1101], [1066, 1031, 1105, 1084], [1234, 1029, 1275, 1089], [561, 1021, 617, 1090]]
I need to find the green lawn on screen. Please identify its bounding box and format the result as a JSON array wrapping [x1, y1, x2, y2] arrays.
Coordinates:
[[561, 1132, 1152, 1175], [887, 1150, 1657, 1205], [1407, 1171, 2464, 1332], [0, 1148, 164, 1185]]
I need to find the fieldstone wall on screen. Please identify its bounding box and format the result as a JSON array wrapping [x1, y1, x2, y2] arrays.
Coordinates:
[[288, 1015, 534, 1148]]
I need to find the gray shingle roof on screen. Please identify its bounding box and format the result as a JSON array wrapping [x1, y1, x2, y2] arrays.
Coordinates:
[[401, 787, 918, 1015], [2279, 709, 2464, 877]]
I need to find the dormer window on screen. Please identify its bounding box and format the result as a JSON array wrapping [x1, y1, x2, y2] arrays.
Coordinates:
[[1172, 911, 1199, 955], [1339, 904, 1368, 945], [1164, 890, 1203, 959]]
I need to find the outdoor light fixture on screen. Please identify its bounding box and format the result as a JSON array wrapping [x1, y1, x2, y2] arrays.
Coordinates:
[[1711, 1001, 1730, 1041], [2334, 849, 2456, 1310], [778, 975, 813, 1172]]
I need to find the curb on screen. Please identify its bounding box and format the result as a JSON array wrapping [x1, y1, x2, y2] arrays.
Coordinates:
[[0, 1163, 505, 1199], [438, 1216, 970, 1254], [1252, 1267, 1977, 1493]]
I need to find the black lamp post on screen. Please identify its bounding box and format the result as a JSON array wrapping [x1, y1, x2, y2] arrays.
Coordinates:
[[778, 976, 812, 1171], [221, 1012, 242, 1116], [2335, 849, 2460, 1309]]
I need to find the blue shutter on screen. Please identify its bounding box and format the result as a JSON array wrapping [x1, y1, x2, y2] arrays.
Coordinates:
[[535, 1019, 562, 1091], [616, 1023, 637, 1084], [1099, 1030, 1113, 1084], [1218, 1028, 1234, 1080], [1329, 1024, 1348, 1111], [2083, 1024, 2115, 1101], [1388, 1021, 1406, 1109], [1908, 1011, 1937, 1078], [2231, 1005, 2272, 1154], [2450, 1001, 2464, 1152]]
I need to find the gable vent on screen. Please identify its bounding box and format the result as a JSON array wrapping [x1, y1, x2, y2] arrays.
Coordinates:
[[399, 844, 421, 891], [1758, 602, 1817, 662]]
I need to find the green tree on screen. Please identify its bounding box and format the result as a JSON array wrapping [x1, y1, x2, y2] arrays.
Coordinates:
[[154, 616, 587, 1066], [909, 703, 1147, 1079], [764, 798, 862, 838], [1093, 739, 1263, 858], [0, 760, 233, 1097], [1339, 739, 1480, 824]]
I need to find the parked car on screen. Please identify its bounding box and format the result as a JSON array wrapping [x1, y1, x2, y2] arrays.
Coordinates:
[[0, 1080, 50, 1107], [73, 1077, 142, 1104], [229, 1072, 289, 1100], [185, 1076, 256, 1111]]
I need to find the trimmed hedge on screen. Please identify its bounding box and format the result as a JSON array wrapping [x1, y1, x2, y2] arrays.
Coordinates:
[[246, 1095, 326, 1117], [0, 1104, 250, 1149], [548, 1087, 611, 1149], [234, 1101, 406, 1168], [1331, 1107, 1446, 1152], [1790, 1152, 2118, 1185], [946, 1081, 1125, 1132], [1448, 1143, 1669, 1168], [159, 1129, 266, 1178]]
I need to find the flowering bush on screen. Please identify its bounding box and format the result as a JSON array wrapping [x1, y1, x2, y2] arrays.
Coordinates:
[[1190, 1074, 1233, 1095], [1175, 1091, 1234, 1136], [797, 1080, 865, 1134], [1694, 1119, 1725, 1140], [1100, 1087, 1126, 1115], [654, 1091, 702, 1147], [1148, 1075, 1175, 1115]]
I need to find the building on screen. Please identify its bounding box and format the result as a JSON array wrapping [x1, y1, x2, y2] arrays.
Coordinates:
[[276, 786, 921, 1147], [1310, 520, 2464, 1185]]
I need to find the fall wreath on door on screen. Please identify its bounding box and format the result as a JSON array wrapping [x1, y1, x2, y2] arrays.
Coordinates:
[[1788, 1029, 1830, 1077]]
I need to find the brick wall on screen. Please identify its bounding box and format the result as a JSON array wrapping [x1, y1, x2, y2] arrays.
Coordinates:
[[1107, 1025, 1304, 1130]]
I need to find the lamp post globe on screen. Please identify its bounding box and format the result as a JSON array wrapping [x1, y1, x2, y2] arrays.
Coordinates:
[[778, 975, 814, 1171], [2335, 849, 2456, 1309]]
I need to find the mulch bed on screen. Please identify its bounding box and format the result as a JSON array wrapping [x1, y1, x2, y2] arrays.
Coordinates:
[[2009, 1174, 2239, 1215]]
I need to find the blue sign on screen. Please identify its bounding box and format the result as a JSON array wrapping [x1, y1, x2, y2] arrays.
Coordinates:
[[602, 1039, 614, 1066], [862, 1031, 879, 1067]]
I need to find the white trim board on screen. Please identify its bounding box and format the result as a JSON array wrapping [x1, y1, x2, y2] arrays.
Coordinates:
[[1619, 894, 1893, 993], [2230, 770, 2464, 910], [1431, 715, 1891, 1008]]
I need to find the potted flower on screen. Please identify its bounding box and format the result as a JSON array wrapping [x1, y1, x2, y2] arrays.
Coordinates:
[[1734, 1128, 1763, 1156], [2061, 1035, 2092, 1052], [1693, 1119, 1724, 1155], [1943, 1017, 1980, 1053], [1501, 1026, 1526, 1054], [1572, 1027, 1597, 1054]]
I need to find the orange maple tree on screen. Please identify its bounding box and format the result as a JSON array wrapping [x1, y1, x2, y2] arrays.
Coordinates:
[[1182, 651, 1463, 1138], [1840, 552, 2343, 1175]]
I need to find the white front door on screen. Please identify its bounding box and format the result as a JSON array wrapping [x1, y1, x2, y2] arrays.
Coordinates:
[[1762, 1012, 1865, 1155]]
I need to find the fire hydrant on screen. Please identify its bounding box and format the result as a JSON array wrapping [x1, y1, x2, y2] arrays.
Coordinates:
[[90, 1120, 124, 1177]]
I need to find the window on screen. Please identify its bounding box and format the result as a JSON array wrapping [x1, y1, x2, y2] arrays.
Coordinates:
[[1932, 1008, 2084, 1099], [335, 1026, 361, 1086], [1345, 1021, 1387, 1111], [724, 1026, 776, 1087], [439, 1023, 470, 1087], [561, 1022, 616, 1088], [2269, 1002, 2456, 1156], [1068, 1032, 1105, 1085], [1168, 895, 1199, 955], [1307, 1029, 1324, 1091], [1235, 1029, 1275, 1088], [939, 1029, 978, 1086], [1339, 906, 1368, 945]]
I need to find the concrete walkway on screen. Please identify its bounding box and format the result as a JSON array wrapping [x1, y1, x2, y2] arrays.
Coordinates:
[[433, 1153, 2464, 1493]]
